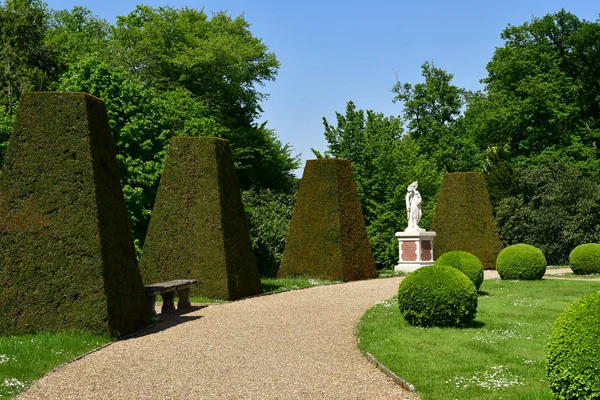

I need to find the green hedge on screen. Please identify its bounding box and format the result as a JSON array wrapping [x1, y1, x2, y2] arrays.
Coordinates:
[[397, 265, 478, 327], [547, 291, 600, 400], [569, 244, 600, 275], [496, 243, 547, 280], [278, 158, 376, 281], [139, 137, 261, 300], [434, 251, 484, 291], [0, 92, 147, 336], [431, 172, 502, 269]]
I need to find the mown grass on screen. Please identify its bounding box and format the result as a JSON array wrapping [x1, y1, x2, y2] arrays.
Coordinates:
[[356, 279, 600, 400], [0, 332, 109, 399], [259, 276, 342, 294], [185, 276, 342, 302], [548, 272, 600, 279], [377, 268, 407, 278]]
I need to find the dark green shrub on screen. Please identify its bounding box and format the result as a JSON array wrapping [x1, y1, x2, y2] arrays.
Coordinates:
[[434, 251, 484, 291], [496, 156, 600, 265], [496, 244, 546, 280], [139, 137, 261, 300], [278, 159, 376, 281], [242, 188, 297, 278], [397, 265, 478, 327], [431, 172, 502, 269], [569, 244, 600, 275], [0, 92, 147, 336], [546, 291, 600, 400]]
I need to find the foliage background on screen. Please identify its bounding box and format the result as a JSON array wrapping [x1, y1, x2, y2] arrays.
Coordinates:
[[1, 1, 599, 271]]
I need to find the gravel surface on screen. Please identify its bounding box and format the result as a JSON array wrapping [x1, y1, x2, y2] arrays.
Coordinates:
[[19, 277, 418, 400]]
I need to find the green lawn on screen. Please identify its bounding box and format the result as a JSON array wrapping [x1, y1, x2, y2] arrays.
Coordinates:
[[377, 268, 407, 278], [0, 332, 109, 399], [259, 276, 341, 294], [547, 272, 600, 279], [182, 275, 342, 303], [356, 278, 600, 400]]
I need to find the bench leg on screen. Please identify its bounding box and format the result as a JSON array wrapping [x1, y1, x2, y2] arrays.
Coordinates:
[[147, 294, 158, 318], [161, 292, 176, 313], [177, 288, 191, 309]]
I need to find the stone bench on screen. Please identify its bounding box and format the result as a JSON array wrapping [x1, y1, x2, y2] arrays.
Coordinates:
[[144, 279, 198, 317]]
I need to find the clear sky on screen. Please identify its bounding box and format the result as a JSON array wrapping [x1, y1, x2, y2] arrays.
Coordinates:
[[45, 0, 599, 175]]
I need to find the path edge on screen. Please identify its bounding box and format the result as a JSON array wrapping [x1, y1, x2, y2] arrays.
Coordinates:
[[365, 352, 416, 392]]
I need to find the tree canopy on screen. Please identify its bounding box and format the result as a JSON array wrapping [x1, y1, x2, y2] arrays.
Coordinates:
[[2, 3, 599, 269], [320, 10, 600, 268], [0, 1, 298, 257]]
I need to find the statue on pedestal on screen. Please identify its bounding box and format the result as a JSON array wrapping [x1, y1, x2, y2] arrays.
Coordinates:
[[396, 180, 436, 272], [405, 181, 423, 232]]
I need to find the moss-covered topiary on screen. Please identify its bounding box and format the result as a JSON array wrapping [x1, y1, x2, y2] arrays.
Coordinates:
[[434, 251, 484, 291], [496, 243, 547, 280], [546, 291, 600, 400], [139, 137, 261, 300], [277, 159, 376, 281], [431, 172, 502, 270], [397, 264, 478, 327], [569, 244, 600, 275], [0, 92, 148, 336]]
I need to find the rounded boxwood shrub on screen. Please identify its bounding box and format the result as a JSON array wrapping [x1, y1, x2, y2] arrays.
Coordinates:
[[569, 244, 600, 275], [397, 265, 478, 327], [496, 244, 546, 280], [546, 291, 600, 400], [434, 251, 484, 291]]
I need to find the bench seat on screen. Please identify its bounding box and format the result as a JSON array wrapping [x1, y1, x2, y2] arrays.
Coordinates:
[[144, 279, 198, 317]]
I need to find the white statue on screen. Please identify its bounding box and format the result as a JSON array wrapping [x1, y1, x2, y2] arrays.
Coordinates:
[[405, 181, 423, 232]]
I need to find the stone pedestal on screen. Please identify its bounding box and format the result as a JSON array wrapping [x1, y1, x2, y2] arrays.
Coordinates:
[[395, 231, 437, 273]]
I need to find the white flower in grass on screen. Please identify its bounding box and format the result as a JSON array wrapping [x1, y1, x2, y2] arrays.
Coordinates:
[[511, 297, 541, 307], [446, 365, 524, 390], [2, 378, 25, 389], [0, 354, 15, 364]]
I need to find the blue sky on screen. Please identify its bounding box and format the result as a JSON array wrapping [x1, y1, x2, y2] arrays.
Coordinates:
[[46, 0, 599, 175]]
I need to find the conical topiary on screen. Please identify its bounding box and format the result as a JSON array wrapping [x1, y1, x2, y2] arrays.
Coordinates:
[[0, 92, 148, 336], [431, 172, 502, 269], [278, 158, 376, 281], [139, 137, 261, 300]]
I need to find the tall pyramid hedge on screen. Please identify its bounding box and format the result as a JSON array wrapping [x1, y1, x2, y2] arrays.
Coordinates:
[[0, 92, 148, 336], [278, 159, 376, 281], [431, 172, 502, 269], [139, 137, 261, 300]]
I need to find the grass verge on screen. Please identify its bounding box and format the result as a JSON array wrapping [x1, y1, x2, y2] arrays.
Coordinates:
[[260, 276, 342, 294], [160, 276, 343, 303], [0, 332, 109, 399], [377, 269, 407, 278], [547, 272, 600, 279], [356, 279, 600, 400]]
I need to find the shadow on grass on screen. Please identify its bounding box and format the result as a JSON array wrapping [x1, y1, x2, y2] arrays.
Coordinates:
[[478, 290, 490, 296], [261, 281, 287, 294], [465, 320, 486, 329]]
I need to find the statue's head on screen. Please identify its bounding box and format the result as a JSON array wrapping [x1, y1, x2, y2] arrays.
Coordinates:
[[407, 181, 418, 192]]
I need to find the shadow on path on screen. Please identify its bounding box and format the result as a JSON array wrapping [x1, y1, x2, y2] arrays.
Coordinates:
[[127, 305, 207, 339]]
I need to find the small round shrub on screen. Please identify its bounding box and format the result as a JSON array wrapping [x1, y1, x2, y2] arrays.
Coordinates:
[[496, 243, 546, 280], [434, 251, 484, 291], [546, 291, 600, 400], [397, 264, 477, 327], [569, 244, 600, 275]]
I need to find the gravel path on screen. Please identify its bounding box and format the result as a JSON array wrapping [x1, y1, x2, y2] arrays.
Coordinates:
[[19, 277, 418, 400]]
